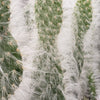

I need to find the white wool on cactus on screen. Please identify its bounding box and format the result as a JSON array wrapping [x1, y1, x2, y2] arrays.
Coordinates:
[[3, 0, 99, 99], [57, 0, 82, 100], [83, 0, 100, 100], [9, 0, 39, 100]]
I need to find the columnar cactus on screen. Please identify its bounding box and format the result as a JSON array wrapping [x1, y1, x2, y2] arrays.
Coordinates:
[[32, 0, 65, 100], [73, 0, 98, 99], [74, 0, 92, 73], [0, 0, 23, 99]]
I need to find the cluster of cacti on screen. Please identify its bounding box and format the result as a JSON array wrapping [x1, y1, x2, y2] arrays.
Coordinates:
[[0, 0, 23, 100], [0, 0, 100, 100]]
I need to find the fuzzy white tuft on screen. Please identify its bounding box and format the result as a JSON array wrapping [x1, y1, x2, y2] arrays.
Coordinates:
[[57, 0, 82, 100], [9, 0, 39, 100], [83, 0, 100, 99]]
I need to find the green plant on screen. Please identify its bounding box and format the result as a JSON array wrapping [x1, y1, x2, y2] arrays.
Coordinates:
[[0, 0, 23, 99], [74, 0, 92, 73], [74, 0, 97, 99], [31, 0, 65, 100]]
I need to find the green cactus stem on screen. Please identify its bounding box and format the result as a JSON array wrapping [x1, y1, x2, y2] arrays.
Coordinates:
[[31, 0, 65, 100], [74, 0, 92, 73], [0, 0, 23, 99]]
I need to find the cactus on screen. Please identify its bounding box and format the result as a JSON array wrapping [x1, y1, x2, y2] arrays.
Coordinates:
[[73, 0, 98, 99], [31, 0, 65, 100], [74, 0, 92, 73], [87, 72, 96, 100], [0, 0, 23, 99], [0, 0, 100, 100], [73, 0, 100, 99]]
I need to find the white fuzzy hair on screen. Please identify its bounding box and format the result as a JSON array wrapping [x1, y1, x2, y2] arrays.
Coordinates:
[[9, 0, 39, 100], [8, 0, 100, 99], [57, 0, 82, 100], [83, 0, 100, 99]]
